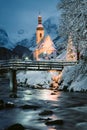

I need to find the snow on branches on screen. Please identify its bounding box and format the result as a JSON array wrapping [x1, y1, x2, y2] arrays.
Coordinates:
[[57, 0, 87, 46]]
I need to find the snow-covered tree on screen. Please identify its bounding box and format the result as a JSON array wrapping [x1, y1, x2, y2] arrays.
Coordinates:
[[57, 0, 87, 50], [57, 0, 87, 92], [66, 34, 77, 61]]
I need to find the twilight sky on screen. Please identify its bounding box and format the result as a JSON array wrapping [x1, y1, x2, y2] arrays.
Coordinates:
[[0, 0, 60, 42]]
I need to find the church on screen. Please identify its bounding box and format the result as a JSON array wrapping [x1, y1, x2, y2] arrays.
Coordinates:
[[33, 15, 56, 60]]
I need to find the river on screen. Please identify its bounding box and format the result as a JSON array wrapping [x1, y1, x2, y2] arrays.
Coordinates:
[[0, 79, 87, 130]]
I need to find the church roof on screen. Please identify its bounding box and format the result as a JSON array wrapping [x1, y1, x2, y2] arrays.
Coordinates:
[[35, 35, 56, 52], [37, 24, 43, 28], [36, 24, 44, 30]]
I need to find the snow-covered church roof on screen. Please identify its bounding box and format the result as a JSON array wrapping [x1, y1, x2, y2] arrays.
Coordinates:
[[35, 35, 56, 53], [37, 24, 44, 28]]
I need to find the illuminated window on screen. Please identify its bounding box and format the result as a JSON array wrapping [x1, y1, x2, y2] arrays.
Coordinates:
[[40, 33, 42, 38]]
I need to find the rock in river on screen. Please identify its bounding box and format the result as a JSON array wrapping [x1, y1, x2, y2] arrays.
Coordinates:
[[6, 123, 25, 130], [39, 110, 53, 116], [20, 104, 41, 110], [45, 119, 64, 126], [0, 99, 5, 109]]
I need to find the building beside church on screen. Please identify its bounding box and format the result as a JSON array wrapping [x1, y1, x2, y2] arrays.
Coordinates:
[[33, 15, 56, 60]]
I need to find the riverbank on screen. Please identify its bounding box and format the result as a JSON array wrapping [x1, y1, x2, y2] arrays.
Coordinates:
[[59, 60, 87, 92]]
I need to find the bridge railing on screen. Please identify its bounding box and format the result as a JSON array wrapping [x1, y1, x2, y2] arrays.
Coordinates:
[[0, 59, 78, 71]]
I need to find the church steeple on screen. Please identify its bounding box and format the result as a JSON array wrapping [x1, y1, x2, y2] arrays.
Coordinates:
[[36, 14, 44, 44], [38, 12, 42, 24]]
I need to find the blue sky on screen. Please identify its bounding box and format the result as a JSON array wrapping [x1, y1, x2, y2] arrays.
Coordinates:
[[0, 0, 60, 42]]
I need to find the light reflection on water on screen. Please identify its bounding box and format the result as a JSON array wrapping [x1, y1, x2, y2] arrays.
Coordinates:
[[23, 89, 61, 101], [16, 89, 61, 130], [48, 127, 56, 130], [38, 90, 61, 101]]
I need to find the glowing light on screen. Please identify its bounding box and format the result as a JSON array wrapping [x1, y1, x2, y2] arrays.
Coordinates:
[[34, 15, 56, 60], [38, 89, 61, 101], [25, 57, 29, 61], [66, 34, 77, 61]]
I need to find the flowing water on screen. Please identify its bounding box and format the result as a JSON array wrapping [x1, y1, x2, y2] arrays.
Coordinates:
[[0, 79, 87, 130]]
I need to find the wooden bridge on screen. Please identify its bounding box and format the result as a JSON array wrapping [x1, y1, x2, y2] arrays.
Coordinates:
[[0, 59, 77, 71], [0, 59, 77, 92]]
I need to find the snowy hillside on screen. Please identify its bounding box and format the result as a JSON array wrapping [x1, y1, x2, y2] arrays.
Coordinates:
[[43, 16, 59, 40], [0, 29, 33, 59], [0, 29, 14, 49]]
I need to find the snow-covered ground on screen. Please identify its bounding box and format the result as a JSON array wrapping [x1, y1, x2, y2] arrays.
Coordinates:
[[17, 70, 59, 88], [17, 51, 87, 92], [59, 59, 87, 92]]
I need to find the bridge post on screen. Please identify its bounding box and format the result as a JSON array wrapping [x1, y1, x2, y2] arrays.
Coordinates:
[[10, 70, 17, 92]]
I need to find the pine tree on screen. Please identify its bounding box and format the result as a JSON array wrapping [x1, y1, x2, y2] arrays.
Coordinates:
[[66, 34, 77, 61]]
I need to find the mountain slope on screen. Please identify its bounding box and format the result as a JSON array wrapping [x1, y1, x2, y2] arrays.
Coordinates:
[[0, 29, 14, 49], [43, 16, 58, 40], [13, 45, 33, 59], [0, 47, 12, 60]]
